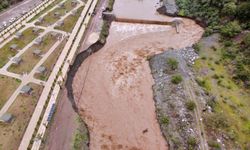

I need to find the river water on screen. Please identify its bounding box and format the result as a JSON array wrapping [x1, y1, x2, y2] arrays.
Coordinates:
[[73, 0, 204, 149]]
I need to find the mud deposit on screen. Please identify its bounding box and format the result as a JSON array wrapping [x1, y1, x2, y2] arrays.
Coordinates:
[[70, 0, 204, 149]]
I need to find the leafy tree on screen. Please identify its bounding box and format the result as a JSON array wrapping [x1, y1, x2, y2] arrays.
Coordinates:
[[237, 2, 250, 21], [220, 21, 242, 37], [222, 2, 237, 16]]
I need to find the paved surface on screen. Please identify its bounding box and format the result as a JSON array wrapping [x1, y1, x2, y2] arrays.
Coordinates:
[[0, 0, 43, 30]]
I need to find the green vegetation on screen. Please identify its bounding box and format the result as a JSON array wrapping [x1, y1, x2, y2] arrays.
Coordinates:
[[171, 75, 183, 84], [0, 75, 20, 109], [36, 0, 75, 27], [35, 39, 67, 81], [176, 0, 250, 88], [28, 0, 62, 22], [0, 27, 43, 68], [167, 58, 179, 70], [194, 36, 250, 149], [160, 115, 169, 126], [8, 32, 58, 74], [0, 0, 23, 12], [107, 0, 115, 11], [176, 0, 249, 35], [0, 83, 43, 150], [55, 6, 83, 33], [187, 136, 197, 149], [99, 20, 110, 43], [185, 100, 196, 111], [207, 140, 221, 149], [73, 117, 89, 150]]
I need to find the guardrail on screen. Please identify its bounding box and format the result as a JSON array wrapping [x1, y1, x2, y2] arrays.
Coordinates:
[[0, 0, 56, 43]]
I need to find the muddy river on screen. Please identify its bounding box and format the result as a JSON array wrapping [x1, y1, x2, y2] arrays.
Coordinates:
[[72, 0, 204, 149]]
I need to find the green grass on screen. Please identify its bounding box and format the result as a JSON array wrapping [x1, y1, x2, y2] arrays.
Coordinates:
[[54, 6, 83, 33], [8, 32, 58, 74], [0, 75, 20, 109], [0, 83, 43, 150], [28, 0, 62, 23], [0, 27, 43, 68], [36, 0, 76, 27], [194, 35, 250, 149], [34, 39, 67, 81]]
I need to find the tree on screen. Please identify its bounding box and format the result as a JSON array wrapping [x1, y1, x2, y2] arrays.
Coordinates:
[[237, 2, 250, 21], [222, 2, 237, 16], [220, 21, 242, 37], [167, 58, 179, 70]]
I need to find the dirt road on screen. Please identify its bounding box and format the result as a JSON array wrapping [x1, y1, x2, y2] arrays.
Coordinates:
[[72, 19, 203, 149]]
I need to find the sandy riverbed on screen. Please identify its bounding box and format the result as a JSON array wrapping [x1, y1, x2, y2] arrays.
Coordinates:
[[72, 20, 203, 150], [72, 0, 204, 149]]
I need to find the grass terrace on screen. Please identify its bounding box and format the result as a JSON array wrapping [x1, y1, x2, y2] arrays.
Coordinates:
[[28, 0, 62, 23], [0, 83, 43, 150], [8, 32, 59, 74], [34, 39, 67, 81], [0, 27, 43, 68], [35, 0, 77, 27], [0, 75, 20, 109], [54, 6, 84, 33]]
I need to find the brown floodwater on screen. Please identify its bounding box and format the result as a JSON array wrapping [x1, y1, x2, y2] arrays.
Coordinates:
[[72, 0, 204, 149]]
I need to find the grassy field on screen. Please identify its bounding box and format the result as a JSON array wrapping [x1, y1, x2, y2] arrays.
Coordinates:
[[54, 6, 83, 33], [0, 27, 43, 68], [35, 0, 76, 27], [0, 75, 20, 109], [194, 34, 250, 149], [8, 32, 59, 74], [34, 39, 67, 81], [0, 83, 43, 150]]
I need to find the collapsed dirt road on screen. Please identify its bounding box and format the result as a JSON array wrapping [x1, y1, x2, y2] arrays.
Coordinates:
[[72, 19, 203, 149]]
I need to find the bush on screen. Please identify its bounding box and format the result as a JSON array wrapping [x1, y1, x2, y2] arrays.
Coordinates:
[[167, 58, 179, 70], [171, 75, 183, 84], [185, 101, 196, 111], [208, 140, 220, 148], [204, 113, 229, 129], [243, 33, 250, 47], [160, 115, 169, 126], [220, 21, 242, 37], [187, 137, 197, 149]]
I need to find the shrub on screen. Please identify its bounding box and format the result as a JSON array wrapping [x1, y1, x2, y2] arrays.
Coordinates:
[[171, 75, 183, 84], [160, 115, 169, 126], [187, 137, 197, 149], [204, 113, 229, 129], [220, 21, 242, 37], [193, 43, 201, 53], [208, 140, 220, 148], [167, 58, 179, 70], [243, 33, 250, 47], [185, 101, 196, 111]]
